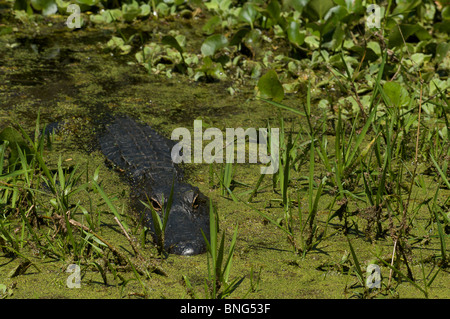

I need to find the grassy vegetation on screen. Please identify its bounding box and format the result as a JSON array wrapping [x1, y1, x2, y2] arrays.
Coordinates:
[[0, 0, 449, 299]]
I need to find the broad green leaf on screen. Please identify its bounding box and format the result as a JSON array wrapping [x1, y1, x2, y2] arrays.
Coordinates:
[[42, 1, 57, 15], [443, 6, 450, 20], [321, 23, 345, 50], [139, 4, 150, 16], [196, 57, 227, 81], [162, 35, 184, 54], [348, 45, 379, 62], [14, 0, 32, 13], [0, 127, 26, 147], [436, 42, 450, 63], [107, 36, 124, 49], [201, 34, 228, 57], [31, 0, 57, 14], [306, 0, 334, 20], [76, 0, 98, 6], [392, 0, 422, 16], [334, 0, 362, 12], [289, 0, 309, 12], [287, 20, 305, 46], [239, 3, 258, 28], [156, 2, 170, 16], [202, 15, 221, 35], [323, 5, 347, 22], [105, 9, 122, 22], [230, 28, 250, 46], [122, 0, 140, 22], [304, 33, 320, 49], [257, 70, 284, 102], [266, 0, 281, 23], [383, 81, 410, 108], [30, 0, 48, 10], [388, 24, 418, 48], [55, 0, 69, 7], [388, 24, 430, 48], [410, 53, 431, 66]]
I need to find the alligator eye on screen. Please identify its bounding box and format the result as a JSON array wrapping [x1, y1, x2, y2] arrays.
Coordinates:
[[150, 197, 162, 211], [192, 194, 199, 209]]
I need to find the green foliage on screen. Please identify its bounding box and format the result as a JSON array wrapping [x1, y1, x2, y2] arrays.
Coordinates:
[[286, 20, 305, 46], [195, 56, 227, 81], [257, 70, 284, 102], [305, 0, 335, 21], [0, 117, 164, 295], [238, 3, 258, 30], [33, 0, 444, 95], [5, 0, 450, 299], [0, 127, 32, 168], [383, 82, 410, 108], [30, 0, 57, 15], [201, 34, 229, 57], [201, 199, 242, 299], [76, 0, 99, 7], [121, 0, 142, 21]]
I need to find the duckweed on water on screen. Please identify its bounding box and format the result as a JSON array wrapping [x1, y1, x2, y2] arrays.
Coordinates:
[[0, 0, 449, 299]]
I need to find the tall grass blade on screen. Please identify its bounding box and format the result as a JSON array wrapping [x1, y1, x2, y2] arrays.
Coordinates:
[[430, 153, 450, 189], [374, 253, 428, 298], [346, 237, 364, 287], [257, 97, 306, 117], [92, 180, 128, 230]]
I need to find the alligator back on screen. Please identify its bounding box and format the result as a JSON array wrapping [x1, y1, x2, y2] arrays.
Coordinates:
[[98, 117, 179, 182]]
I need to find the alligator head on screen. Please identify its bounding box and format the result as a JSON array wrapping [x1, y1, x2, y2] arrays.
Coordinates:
[[134, 181, 210, 256]]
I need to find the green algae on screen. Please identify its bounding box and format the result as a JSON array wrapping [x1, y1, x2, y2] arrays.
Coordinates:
[[0, 7, 449, 300]]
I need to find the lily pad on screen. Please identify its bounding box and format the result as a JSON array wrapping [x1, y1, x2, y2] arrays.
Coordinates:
[[140, 4, 151, 17], [383, 81, 410, 108], [239, 3, 258, 29], [30, 0, 57, 15], [257, 70, 284, 102], [201, 34, 228, 57], [388, 24, 431, 48], [122, 0, 141, 22], [195, 57, 227, 81]]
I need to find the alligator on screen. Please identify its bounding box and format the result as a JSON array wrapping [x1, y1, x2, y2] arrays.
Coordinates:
[[98, 116, 210, 256]]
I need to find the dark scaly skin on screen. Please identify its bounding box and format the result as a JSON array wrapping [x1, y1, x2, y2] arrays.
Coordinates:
[[98, 117, 210, 255]]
